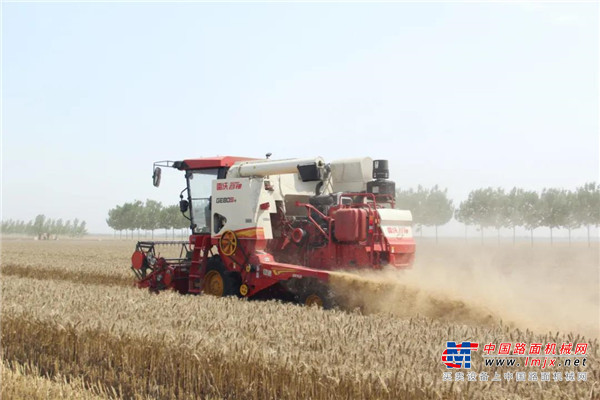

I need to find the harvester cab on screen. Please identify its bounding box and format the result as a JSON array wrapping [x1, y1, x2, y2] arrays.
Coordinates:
[[131, 155, 415, 307]]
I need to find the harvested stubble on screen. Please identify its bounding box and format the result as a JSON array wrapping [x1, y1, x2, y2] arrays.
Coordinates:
[[0, 239, 134, 278], [2, 272, 598, 400], [1, 263, 133, 287]]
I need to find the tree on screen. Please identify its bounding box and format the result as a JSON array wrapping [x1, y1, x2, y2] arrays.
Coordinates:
[[55, 219, 65, 236], [504, 188, 526, 245], [489, 188, 507, 244], [120, 201, 144, 239], [455, 200, 475, 242], [72, 218, 81, 237], [64, 220, 72, 237], [159, 206, 174, 238], [163, 204, 189, 238], [47, 219, 57, 236], [107, 200, 192, 240], [173, 204, 191, 237], [395, 186, 428, 236], [142, 199, 163, 239], [74, 221, 88, 237], [1, 219, 16, 234], [575, 182, 600, 247], [460, 188, 499, 244], [539, 188, 569, 246], [32, 214, 46, 239], [132, 201, 145, 239], [421, 185, 453, 244], [564, 190, 581, 246], [1, 216, 86, 238], [107, 206, 125, 238], [517, 190, 541, 246]]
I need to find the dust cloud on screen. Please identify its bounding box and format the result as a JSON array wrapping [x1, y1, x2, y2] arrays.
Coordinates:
[[330, 240, 599, 339]]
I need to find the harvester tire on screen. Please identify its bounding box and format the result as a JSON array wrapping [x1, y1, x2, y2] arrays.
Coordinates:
[[300, 284, 336, 309], [203, 257, 241, 297]]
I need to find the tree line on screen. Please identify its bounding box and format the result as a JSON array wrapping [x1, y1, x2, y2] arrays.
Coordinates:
[[106, 200, 189, 239], [1, 215, 88, 239], [396, 182, 599, 245], [106, 182, 598, 245]]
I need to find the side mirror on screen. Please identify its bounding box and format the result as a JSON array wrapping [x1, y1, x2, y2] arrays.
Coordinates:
[[152, 167, 162, 187], [179, 199, 189, 213]]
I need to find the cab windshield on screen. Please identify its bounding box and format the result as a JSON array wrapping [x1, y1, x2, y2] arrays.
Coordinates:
[[187, 169, 217, 233]]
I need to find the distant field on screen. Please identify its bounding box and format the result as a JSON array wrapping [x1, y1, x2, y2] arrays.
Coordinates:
[[1, 239, 598, 399]]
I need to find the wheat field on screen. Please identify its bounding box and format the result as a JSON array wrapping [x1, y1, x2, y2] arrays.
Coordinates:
[[1, 238, 598, 399]]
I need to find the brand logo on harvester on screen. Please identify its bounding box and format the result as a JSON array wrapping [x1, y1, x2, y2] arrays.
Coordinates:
[[442, 342, 479, 369]]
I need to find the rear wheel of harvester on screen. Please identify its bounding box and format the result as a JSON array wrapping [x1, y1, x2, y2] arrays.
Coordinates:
[[305, 294, 324, 307], [203, 256, 241, 297], [300, 282, 336, 309]]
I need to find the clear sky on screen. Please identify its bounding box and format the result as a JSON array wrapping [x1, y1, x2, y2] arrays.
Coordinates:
[[1, 2, 598, 236]]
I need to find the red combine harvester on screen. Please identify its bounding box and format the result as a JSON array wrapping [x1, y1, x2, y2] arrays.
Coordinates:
[[131, 156, 415, 307]]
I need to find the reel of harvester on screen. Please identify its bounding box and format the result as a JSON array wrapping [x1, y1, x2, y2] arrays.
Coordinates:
[[131, 241, 192, 292]]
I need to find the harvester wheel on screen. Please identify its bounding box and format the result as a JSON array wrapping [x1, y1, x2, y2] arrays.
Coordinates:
[[300, 284, 336, 309], [204, 270, 225, 297], [203, 257, 241, 297], [305, 294, 324, 307]]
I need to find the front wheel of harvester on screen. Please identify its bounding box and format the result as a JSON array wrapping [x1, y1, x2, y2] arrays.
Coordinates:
[[203, 258, 240, 297]]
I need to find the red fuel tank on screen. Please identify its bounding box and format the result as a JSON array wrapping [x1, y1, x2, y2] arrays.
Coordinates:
[[334, 209, 367, 242]]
